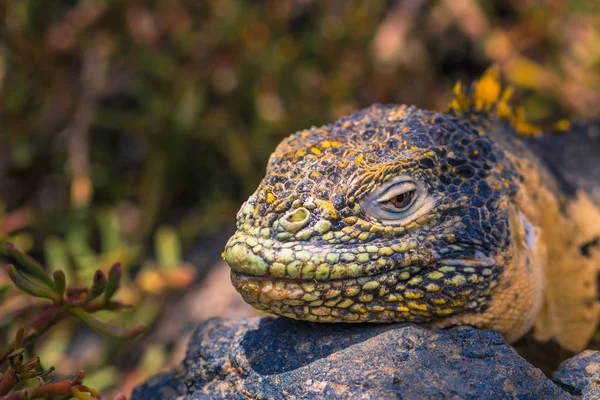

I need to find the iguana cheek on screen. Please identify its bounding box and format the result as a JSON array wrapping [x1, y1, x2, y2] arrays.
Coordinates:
[[432, 206, 544, 344]]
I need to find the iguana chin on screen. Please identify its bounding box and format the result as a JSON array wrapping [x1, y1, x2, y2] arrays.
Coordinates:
[[223, 68, 600, 352]]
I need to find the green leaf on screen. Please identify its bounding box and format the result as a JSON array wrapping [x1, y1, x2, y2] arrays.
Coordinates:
[[70, 308, 147, 340], [44, 236, 70, 274], [5, 243, 55, 290], [104, 263, 121, 301], [53, 270, 66, 299], [87, 270, 107, 301], [155, 226, 181, 269], [6, 265, 60, 302], [66, 212, 98, 272], [95, 208, 121, 254]]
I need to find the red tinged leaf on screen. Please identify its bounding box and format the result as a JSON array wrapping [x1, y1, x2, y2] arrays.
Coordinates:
[[104, 262, 122, 301]]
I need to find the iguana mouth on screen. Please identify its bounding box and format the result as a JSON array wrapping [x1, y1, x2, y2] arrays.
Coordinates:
[[226, 231, 501, 323], [230, 258, 501, 323], [224, 231, 437, 281], [225, 231, 497, 280]]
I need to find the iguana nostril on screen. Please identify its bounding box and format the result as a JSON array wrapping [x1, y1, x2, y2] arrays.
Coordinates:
[[280, 207, 310, 233]]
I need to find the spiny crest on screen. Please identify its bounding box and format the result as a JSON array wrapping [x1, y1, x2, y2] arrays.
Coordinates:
[[445, 67, 541, 137]]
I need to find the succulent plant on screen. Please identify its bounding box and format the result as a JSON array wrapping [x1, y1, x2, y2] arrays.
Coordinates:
[[0, 242, 144, 399]]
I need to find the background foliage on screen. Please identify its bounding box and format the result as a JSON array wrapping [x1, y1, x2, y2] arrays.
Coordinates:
[[0, 0, 599, 397]]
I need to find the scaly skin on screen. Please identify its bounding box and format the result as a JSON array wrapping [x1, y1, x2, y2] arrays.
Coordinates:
[[223, 69, 600, 351]]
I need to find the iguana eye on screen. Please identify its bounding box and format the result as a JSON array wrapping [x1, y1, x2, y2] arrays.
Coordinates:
[[379, 184, 417, 212], [390, 192, 415, 208], [359, 177, 428, 224]]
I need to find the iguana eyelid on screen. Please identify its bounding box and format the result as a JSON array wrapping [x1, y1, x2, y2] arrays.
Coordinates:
[[360, 176, 429, 223], [377, 181, 418, 203]]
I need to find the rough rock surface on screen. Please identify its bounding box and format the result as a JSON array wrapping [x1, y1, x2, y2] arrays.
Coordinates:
[[553, 350, 600, 399], [132, 317, 575, 400]]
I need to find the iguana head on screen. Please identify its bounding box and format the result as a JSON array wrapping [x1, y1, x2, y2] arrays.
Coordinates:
[[224, 69, 541, 339]]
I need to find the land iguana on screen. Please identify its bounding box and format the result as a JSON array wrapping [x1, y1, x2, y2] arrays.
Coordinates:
[[223, 68, 600, 352]]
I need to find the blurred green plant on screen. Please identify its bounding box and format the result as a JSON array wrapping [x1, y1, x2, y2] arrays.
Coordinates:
[[136, 226, 195, 295], [0, 242, 139, 399], [0, 209, 196, 397]]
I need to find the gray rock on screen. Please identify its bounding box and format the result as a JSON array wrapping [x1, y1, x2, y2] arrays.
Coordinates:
[[553, 350, 600, 399], [132, 317, 573, 400]]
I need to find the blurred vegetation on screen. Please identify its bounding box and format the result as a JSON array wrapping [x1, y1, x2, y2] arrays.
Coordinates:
[[1, 243, 140, 400], [0, 0, 599, 397]]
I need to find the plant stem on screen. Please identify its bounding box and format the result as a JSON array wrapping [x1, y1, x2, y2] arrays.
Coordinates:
[[0, 306, 63, 363], [0, 298, 122, 362], [0, 369, 18, 396], [0, 380, 96, 400]]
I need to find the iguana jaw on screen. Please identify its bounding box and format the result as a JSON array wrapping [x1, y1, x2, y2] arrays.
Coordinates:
[[226, 231, 502, 323]]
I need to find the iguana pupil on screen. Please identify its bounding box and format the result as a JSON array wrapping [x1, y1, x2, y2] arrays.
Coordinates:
[[388, 191, 415, 210]]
